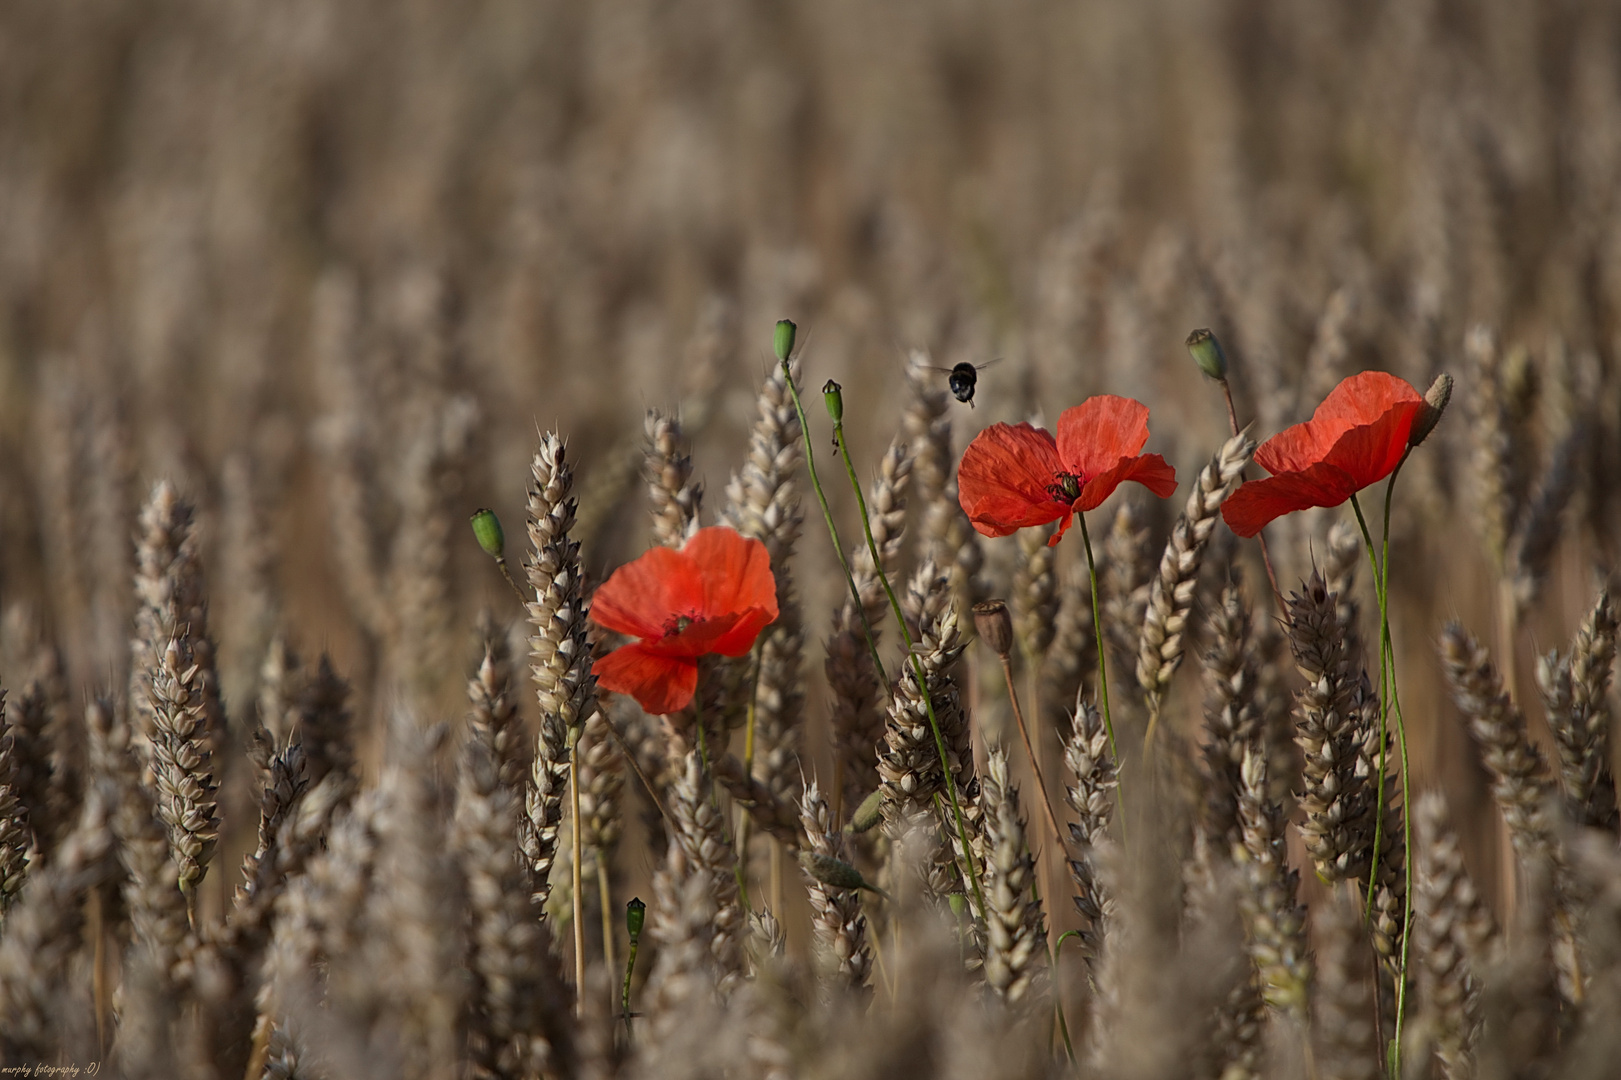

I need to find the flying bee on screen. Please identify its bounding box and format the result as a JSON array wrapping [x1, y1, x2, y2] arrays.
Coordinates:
[[926, 359, 1001, 407]]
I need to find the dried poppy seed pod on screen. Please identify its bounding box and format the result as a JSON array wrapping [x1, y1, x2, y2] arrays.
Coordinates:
[[1409, 372, 1453, 448], [774, 319, 797, 362], [823, 379, 844, 423], [973, 599, 1014, 659], [1186, 328, 1228, 381], [845, 788, 885, 833], [625, 896, 646, 938], [469, 508, 505, 558]]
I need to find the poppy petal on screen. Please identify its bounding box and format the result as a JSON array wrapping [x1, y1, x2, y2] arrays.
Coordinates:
[[1075, 452, 1178, 512], [591, 547, 704, 640], [1255, 372, 1423, 475], [639, 612, 747, 658], [592, 643, 698, 715], [1220, 463, 1359, 538], [1317, 400, 1425, 491], [705, 606, 776, 656], [682, 526, 779, 623], [1046, 508, 1077, 547], [957, 423, 1069, 537], [1055, 396, 1151, 481]]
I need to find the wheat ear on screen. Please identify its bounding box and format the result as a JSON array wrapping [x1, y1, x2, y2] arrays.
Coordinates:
[[1137, 429, 1255, 732]]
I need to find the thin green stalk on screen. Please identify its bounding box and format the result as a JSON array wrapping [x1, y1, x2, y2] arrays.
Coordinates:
[[779, 362, 891, 696], [1076, 512, 1126, 848], [1349, 465, 1415, 1080], [802, 367, 986, 923], [1075, 514, 1116, 758], [1348, 493, 1387, 918], [736, 642, 764, 912]]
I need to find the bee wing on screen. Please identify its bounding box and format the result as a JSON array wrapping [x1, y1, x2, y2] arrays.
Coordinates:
[[972, 358, 1004, 371]]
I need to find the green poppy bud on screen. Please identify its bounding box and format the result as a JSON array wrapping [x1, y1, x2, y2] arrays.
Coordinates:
[[1409, 372, 1453, 448], [799, 850, 868, 892], [845, 788, 885, 833], [1185, 328, 1228, 381], [823, 379, 844, 424], [469, 508, 505, 559], [774, 319, 797, 362], [625, 896, 646, 938], [948, 893, 967, 919]]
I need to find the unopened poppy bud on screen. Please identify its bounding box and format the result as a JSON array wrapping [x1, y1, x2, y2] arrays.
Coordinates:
[[625, 896, 646, 938], [799, 850, 866, 891], [774, 319, 797, 362], [823, 379, 844, 423], [1185, 328, 1228, 381], [973, 599, 1014, 659], [948, 893, 968, 919], [469, 508, 505, 559], [845, 788, 885, 833], [1409, 372, 1453, 448]]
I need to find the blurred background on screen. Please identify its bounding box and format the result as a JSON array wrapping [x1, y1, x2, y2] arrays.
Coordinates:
[[1, 0, 1618, 892]]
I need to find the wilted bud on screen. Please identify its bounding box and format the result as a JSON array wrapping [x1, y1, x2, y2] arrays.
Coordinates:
[[1185, 328, 1228, 381], [774, 319, 797, 362], [1409, 372, 1453, 448], [469, 508, 505, 558], [823, 379, 844, 423], [799, 850, 868, 892], [973, 599, 1014, 659], [845, 788, 885, 833], [625, 896, 647, 938]]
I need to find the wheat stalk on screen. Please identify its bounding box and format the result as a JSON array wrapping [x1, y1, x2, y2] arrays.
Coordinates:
[[1288, 573, 1375, 883], [645, 408, 703, 548], [1537, 587, 1619, 830], [980, 748, 1048, 1006], [1063, 696, 1116, 968], [146, 635, 220, 908], [1137, 429, 1255, 727], [1234, 743, 1310, 1015], [1313, 889, 1380, 1080], [1440, 622, 1555, 859], [1414, 791, 1498, 1080], [798, 780, 872, 991]]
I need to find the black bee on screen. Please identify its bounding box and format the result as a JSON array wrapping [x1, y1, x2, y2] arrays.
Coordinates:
[[928, 359, 1001, 407]]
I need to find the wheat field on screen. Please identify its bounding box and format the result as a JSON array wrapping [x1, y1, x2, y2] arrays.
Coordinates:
[[1, 1, 1620, 1077]]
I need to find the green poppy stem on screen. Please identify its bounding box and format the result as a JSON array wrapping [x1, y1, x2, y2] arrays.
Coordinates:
[[1074, 512, 1117, 759], [778, 362, 891, 697], [783, 355, 988, 924], [1076, 511, 1127, 848], [1348, 465, 1414, 1080], [735, 642, 764, 911]]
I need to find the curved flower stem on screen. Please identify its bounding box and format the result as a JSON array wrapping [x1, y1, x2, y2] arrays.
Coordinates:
[[802, 371, 986, 923], [1219, 379, 1285, 612], [996, 654, 1065, 850], [1075, 513, 1117, 759], [779, 361, 891, 697], [1349, 464, 1415, 1078], [1076, 511, 1127, 849], [735, 642, 764, 911]]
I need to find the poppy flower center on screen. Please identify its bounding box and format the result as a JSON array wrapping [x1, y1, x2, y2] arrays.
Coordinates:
[[662, 612, 699, 638], [1045, 471, 1081, 502]]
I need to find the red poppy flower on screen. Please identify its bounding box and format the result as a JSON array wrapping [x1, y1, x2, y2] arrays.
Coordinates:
[[1220, 371, 1425, 538], [957, 395, 1178, 546], [589, 526, 778, 714]]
